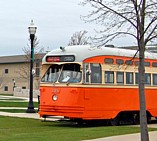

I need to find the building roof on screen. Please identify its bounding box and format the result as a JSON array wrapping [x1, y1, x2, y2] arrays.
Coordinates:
[[0, 53, 45, 64]]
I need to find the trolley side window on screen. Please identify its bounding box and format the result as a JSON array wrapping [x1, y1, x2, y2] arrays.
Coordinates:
[[126, 72, 134, 84], [145, 73, 151, 85], [105, 71, 114, 84], [135, 73, 139, 84], [83, 63, 102, 84], [135, 73, 151, 85], [116, 59, 124, 65], [153, 74, 157, 85], [152, 62, 157, 67], [90, 63, 102, 84], [104, 58, 114, 64], [117, 72, 124, 84], [125, 60, 133, 65]]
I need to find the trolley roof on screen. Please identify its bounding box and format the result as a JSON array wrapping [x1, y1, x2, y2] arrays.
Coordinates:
[[42, 45, 157, 63]]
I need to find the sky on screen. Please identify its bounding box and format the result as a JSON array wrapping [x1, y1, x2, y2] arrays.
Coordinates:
[[0, 0, 136, 56]]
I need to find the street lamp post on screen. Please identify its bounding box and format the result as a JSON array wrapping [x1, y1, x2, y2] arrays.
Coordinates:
[[26, 20, 37, 113]]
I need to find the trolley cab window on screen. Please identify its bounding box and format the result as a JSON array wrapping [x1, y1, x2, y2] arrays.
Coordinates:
[[58, 64, 82, 83], [41, 63, 82, 83], [41, 64, 61, 82]]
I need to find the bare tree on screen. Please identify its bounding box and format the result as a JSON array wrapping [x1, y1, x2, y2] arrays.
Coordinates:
[[16, 37, 44, 89], [68, 30, 90, 45], [23, 37, 44, 61], [82, 0, 157, 141]]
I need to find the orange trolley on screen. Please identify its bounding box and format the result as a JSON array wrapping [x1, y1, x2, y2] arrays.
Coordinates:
[[39, 45, 157, 125]]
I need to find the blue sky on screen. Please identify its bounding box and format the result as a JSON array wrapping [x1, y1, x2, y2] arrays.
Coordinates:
[[0, 0, 135, 56]]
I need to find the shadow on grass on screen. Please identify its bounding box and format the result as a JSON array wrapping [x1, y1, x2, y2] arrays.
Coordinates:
[[40, 117, 157, 130], [40, 118, 112, 128]]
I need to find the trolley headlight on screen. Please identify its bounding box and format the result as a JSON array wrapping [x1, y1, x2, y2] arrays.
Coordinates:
[[52, 94, 58, 101]]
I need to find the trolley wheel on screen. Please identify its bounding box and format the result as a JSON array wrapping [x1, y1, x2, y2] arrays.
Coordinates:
[[110, 115, 120, 126], [134, 114, 140, 125], [147, 114, 151, 124], [75, 118, 84, 125]]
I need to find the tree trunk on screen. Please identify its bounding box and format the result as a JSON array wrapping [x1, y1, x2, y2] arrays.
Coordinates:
[[138, 44, 149, 141]]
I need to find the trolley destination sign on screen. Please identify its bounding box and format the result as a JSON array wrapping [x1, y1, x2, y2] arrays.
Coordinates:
[[46, 55, 75, 62]]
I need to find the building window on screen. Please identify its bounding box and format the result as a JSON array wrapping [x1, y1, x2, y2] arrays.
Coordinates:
[[4, 86, 8, 91], [5, 69, 8, 74], [22, 87, 26, 89], [105, 71, 114, 84]]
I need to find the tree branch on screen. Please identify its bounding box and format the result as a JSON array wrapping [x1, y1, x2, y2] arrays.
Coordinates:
[[91, 0, 137, 28]]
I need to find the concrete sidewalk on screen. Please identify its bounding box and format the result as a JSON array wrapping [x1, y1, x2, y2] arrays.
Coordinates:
[[0, 95, 38, 102], [0, 111, 63, 121], [0, 111, 40, 119], [83, 131, 157, 141], [83, 123, 157, 141]]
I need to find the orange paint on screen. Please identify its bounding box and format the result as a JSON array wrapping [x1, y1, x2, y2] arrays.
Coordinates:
[[39, 85, 157, 120]]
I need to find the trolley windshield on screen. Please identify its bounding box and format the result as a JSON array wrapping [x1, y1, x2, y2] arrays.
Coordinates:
[[41, 63, 82, 83]]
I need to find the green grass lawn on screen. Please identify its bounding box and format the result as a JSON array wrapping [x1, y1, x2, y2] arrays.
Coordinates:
[[0, 101, 38, 108], [0, 109, 28, 113], [1, 116, 155, 141], [0, 94, 13, 96], [0, 98, 26, 101], [0, 95, 38, 113], [0, 95, 156, 141]]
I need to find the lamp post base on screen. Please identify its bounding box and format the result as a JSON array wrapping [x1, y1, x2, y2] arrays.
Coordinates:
[[26, 107, 36, 113], [26, 101, 36, 113]]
